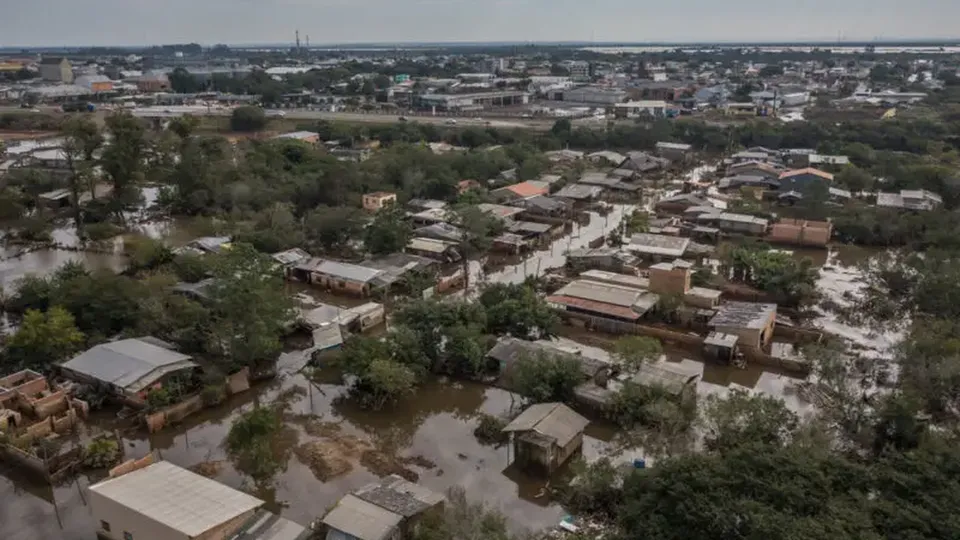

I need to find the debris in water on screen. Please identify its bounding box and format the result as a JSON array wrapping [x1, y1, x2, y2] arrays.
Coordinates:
[[189, 461, 224, 478], [400, 454, 437, 469], [361, 450, 419, 482]]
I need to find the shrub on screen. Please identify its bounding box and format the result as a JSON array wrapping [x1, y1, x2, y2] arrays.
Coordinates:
[[473, 414, 509, 446], [82, 438, 120, 468]]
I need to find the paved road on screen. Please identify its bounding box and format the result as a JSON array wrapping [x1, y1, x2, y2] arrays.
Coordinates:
[[0, 105, 566, 131]]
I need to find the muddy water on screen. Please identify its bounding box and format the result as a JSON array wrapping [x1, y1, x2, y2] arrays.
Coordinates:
[[0, 248, 127, 290], [0, 365, 616, 540]]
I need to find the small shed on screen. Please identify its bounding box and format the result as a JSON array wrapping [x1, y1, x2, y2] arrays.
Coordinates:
[[503, 402, 590, 474], [703, 332, 739, 365]]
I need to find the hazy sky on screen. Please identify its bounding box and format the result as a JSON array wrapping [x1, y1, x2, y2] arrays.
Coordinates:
[[2, 0, 957, 47]]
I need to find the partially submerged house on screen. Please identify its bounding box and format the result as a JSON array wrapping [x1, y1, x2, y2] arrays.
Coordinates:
[[60, 338, 199, 405], [321, 474, 444, 540], [768, 219, 833, 248], [709, 302, 777, 349], [89, 459, 310, 540], [176, 236, 232, 256], [547, 279, 660, 325], [292, 259, 386, 297], [405, 237, 461, 263], [554, 183, 604, 202], [565, 247, 639, 274], [503, 402, 589, 474], [0, 369, 86, 433], [626, 233, 690, 260]]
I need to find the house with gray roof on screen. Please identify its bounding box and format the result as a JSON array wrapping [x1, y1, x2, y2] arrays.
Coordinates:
[[60, 338, 198, 402], [503, 402, 589, 473], [321, 475, 444, 540]]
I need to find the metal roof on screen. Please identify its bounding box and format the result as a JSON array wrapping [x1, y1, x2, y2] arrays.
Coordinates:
[[232, 509, 311, 540], [408, 237, 457, 253], [628, 233, 690, 257], [503, 402, 589, 448], [555, 183, 604, 200], [89, 461, 263, 537], [553, 279, 646, 308], [709, 302, 777, 330], [631, 363, 698, 396], [353, 475, 444, 518], [579, 270, 650, 289], [62, 338, 196, 393], [322, 494, 403, 540], [547, 295, 644, 320], [315, 260, 384, 284]]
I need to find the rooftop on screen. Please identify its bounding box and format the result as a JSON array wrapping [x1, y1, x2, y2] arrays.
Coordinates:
[[709, 302, 777, 330], [779, 168, 834, 181], [554, 183, 604, 200], [352, 474, 444, 518], [62, 338, 197, 393], [322, 494, 402, 540], [503, 402, 589, 448], [314, 260, 384, 284], [89, 461, 263, 537], [628, 233, 690, 257]]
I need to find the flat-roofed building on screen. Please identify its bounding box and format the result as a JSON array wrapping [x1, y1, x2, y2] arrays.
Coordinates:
[[709, 302, 777, 349]]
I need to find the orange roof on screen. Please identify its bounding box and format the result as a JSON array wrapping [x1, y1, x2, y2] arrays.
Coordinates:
[[505, 181, 549, 198], [458, 179, 480, 188], [779, 168, 834, 181]]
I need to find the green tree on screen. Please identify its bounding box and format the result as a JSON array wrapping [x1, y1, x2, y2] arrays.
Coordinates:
[[363, 204, 412, 255], [61, 115, 103, 234], [101, 112, 147, 220], [510, 350, 583, 403], [168, 67, 203, 93], [412, 487, 517, 540], [230, 106, 268, 132], [225, 406, 288, 482], [360, 359, 416, 409], [835, 166, 874, 193], [479, 283, 558, 338], [304, 205, 365, 253], [5, 307, 85, 371], [208, 243, 295, 371], [612, 336, 663, 372], [700, 390, 799, 452]]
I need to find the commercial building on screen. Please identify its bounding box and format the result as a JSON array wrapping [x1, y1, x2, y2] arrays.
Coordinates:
[[413, 90, 529, 112], [503, 402, 589, 473], [321, 475, 444, 540], [88, 460, 309, 540], [561, 86, 626, 104], [39, 57, 73, 83], [709, 302, 777, 349], [613, 100, 676, 118], [60, 338, 199, 404]]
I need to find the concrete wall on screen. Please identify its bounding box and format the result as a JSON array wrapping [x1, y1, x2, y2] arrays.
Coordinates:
[[649, 267, 691, 296], [768, 219, 832, 248], [311, 274, 370, 296], [90, 489, 191, 540], [194, 510, 258, 540]]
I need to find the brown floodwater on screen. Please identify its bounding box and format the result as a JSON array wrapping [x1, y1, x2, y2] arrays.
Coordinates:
[[0, 180, 897, 540]]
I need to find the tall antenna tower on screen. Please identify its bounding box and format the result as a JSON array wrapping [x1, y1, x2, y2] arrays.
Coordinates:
[[295, 29, 301, 53], [306, 35, 310, 49]]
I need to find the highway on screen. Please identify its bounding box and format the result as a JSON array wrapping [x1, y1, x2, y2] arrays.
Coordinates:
[[0, 105, 567, 131]]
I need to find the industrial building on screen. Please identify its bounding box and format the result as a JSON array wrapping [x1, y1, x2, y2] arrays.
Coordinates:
[[413, 90, 529, 112]]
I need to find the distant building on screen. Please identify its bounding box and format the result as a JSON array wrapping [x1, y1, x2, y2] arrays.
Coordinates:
[[768, 218, 833, 248], [655, 142, 693, 162], [271, 131, 320, 144], [503, 402, 589, 473], [362, 191, 397, 211], [136, 72, 171, 92], [627, 233, 690, 260], [617, 151, 670, 173], [876, 189, 943, 211], [89, 460, 309, 540], [778, 168, 834, 192], [491, 180, 549, 203], [74, 74, 113, 92], [321, 474, 444, 540], [562, 86, 626, 104], [39, 57, 73, 83]]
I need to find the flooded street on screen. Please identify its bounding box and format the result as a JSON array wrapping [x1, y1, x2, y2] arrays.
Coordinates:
[[0, 175, 903, 540]]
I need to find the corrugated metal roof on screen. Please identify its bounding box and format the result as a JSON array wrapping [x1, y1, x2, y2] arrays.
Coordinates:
[[89, 461, 263, 537], [552, 280, 643, 308], [503, 402, 589, 447], [628, 233, 690, 257], [547, 295, 643, 320], [709, 302, 777, 330], [322, 494, 402, 540], [315, 261, 383, 284], [62, 338, 196, 392]]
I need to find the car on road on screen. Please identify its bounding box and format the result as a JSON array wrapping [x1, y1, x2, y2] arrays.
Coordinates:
[[444, 119, 457, 125], [266, 110, 287, 118], [398, 116, 408, 122], [520, 113, 533, 119]]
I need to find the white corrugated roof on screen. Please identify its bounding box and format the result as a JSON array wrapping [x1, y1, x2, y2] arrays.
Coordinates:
[[322, 494, 403, 540], [89, 461, 263, 537]]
